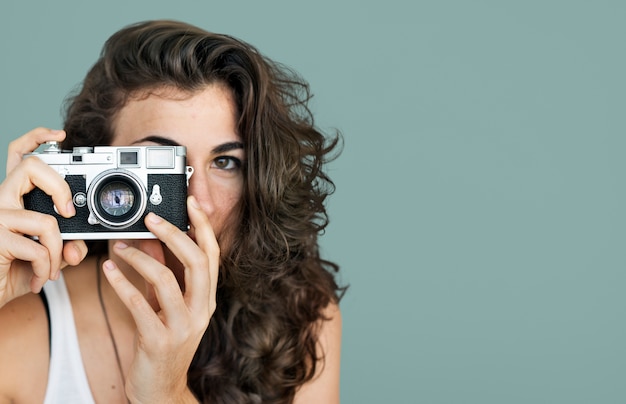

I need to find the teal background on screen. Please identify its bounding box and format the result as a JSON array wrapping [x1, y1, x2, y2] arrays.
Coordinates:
[[2, 1, 626, 403]]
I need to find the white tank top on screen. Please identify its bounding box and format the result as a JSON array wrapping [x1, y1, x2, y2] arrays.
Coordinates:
[[42, 274, 96, 404]]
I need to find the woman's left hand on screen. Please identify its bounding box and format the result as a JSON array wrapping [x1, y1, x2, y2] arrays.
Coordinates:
[[102, 195, 218, 403]]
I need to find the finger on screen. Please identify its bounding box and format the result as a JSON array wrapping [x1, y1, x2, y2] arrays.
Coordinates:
[[0, 260, 45, 298], [0, 156, 76, 217], [6, 128, 66, 174], [137, 239, 166, 311], [112, 242, 188, 328], [58, 240, 88, 278], [143, 204, 213, 315], [0, 230, 52, 293], [138, 239, 166, 265], [0, 209, 63, 279], [0, 210, 85, 281], [144, 280, 160, 313], [184, 196, 219, 313], [101, 258, 165, 337]]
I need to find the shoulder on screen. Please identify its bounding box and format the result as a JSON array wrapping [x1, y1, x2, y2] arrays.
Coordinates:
[[317, 302, 342, 352], [294, 302, 342, 404], [315, 302, 342, 383], [0, 292, 49, 363], [0, 292, 50, 402], [317, 302, 342, 371]]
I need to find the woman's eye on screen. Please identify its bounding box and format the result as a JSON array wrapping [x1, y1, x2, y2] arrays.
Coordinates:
[[212, 156, 241, 171]]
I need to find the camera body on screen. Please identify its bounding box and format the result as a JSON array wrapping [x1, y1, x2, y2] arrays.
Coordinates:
[[23, 141, 194, 240]]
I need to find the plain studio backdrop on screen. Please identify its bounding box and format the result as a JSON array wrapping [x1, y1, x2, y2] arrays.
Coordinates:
[[2, 1, 626, 403]]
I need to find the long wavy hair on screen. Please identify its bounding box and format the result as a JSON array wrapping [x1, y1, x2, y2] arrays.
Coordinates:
[[62, 20, 344, 403]]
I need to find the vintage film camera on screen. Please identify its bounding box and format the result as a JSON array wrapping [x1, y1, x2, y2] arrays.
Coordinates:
[[23, 141, 194, 240]]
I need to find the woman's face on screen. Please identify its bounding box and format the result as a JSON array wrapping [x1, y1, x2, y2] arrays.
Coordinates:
[[111, 84, 244, 248]]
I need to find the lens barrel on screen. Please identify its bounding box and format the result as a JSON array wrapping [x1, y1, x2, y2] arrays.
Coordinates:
[[88, 170, 147, 229]]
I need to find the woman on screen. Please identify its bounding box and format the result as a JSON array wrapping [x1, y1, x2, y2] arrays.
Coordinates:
[[0, 20, 343, 403]]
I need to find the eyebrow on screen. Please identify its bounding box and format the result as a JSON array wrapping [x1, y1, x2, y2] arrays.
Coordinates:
[[213, 141, 244, 154], [134, 135, 244, 154], [134, 135, 181, 147]]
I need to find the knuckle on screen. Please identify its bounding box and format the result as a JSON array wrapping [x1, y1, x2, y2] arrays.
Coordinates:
[[175, 327, 192, 343], [124, 246, 141, 261], [163, 221, 180, 239], [142, 328, 174, 351], [32, 243, 50, 261], [20, 155, 40, 170], [158, 342, 175, 354], [108, 271, 126, 288], [129, 291, 147, 311], [7, 139, 20, 154], [39, 214, 59, 230], [57, 183, 72, 199], [156, 267, 176, 286], [190, 254, 209, 269]]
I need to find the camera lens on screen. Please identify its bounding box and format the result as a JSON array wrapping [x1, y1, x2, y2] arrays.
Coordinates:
[[88, 170, 147, 229], [98, 182, 135, 217]]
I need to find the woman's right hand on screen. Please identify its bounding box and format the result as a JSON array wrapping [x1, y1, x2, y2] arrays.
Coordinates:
[[0, 128, 87, 309]]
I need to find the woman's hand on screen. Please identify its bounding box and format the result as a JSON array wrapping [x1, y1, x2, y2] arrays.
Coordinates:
[[0, 128, 88, 309], [102, 195, 218, 403]]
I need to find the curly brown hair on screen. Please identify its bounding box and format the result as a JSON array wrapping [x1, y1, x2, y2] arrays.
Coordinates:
[[61, 20, 344, 403]]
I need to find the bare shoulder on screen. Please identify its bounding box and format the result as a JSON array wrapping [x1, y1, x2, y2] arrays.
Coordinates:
[[0, 292, 50, 403], [294, 302, 343, 404], [316, 302, 342, 354]]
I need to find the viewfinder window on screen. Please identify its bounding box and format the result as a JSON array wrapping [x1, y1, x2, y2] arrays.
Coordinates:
[[119, 151, 139, 166]]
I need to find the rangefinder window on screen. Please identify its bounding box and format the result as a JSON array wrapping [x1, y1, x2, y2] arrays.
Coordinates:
[[147, 148, 175, 168], [119, 150, 139, 166]]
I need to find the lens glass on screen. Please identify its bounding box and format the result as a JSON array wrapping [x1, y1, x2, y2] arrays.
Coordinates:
[[98, 181, 135, 217]]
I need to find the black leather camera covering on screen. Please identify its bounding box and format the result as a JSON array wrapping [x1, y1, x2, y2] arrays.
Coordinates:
[[23, 174, 188, 238]]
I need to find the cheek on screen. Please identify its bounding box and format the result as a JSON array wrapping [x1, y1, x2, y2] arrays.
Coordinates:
[[200, 179, 243, 241], [208, 197, 239, 233], [209, 199, 242, 257]]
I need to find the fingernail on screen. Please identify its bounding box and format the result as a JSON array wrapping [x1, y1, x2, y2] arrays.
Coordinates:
[[103, 259, 116, 271], [114, 241, 128, 249], [66, 201, 76, 216], [188, 195, 200, 210], [147, 212, 162, 224]]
